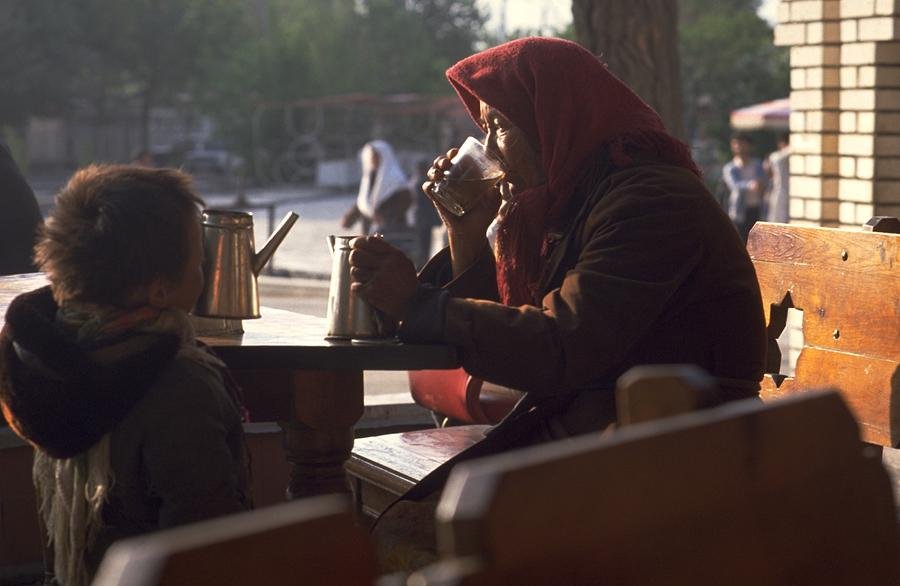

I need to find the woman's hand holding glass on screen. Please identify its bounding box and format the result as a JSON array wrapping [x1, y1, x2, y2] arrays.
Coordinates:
[[423, 146, 502, 276]]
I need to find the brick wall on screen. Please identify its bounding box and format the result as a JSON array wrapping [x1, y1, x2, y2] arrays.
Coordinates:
[[776, 0, 900, 227]]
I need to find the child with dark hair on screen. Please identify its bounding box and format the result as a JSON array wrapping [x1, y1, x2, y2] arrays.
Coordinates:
[[0, 165, 251, 585]]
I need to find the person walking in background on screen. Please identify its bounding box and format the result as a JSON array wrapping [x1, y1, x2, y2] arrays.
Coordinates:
[[0, 140, 43, 275], [765, 133, 790, 223], [722, 133, 767, 242], [342, 140, 416, 257], [342, 140, 412, 232]]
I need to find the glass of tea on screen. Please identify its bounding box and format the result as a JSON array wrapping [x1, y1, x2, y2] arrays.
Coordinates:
[[431, 137, 505, 216]]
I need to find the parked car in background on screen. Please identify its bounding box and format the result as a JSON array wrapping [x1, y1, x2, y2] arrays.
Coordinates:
[[183, 139, 244, 176]]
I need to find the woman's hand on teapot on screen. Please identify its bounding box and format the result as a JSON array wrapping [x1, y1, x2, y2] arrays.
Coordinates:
[[349, 236, 418, 321]]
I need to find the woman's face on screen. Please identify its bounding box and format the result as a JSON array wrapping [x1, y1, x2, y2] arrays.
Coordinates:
[[479, 100, 544, 195]]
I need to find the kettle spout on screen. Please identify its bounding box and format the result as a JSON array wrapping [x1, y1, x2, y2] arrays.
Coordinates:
[[253, 211, 299, 275]]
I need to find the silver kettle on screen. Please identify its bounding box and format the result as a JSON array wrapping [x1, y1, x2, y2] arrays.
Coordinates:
[[194, 209, 299, 319], [326, 235, 397, 339]]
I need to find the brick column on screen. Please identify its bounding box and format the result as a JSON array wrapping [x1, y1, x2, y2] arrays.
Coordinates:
[[837, 0, 900, 226], [775, 0, 842, 226], [776, 0, 900, 227]]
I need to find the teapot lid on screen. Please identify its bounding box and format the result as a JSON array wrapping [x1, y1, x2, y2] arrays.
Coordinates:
[[202, 209, 254, 228]]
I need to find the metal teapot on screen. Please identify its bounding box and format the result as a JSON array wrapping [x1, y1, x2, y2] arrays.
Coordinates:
[[194, 209, 299, 319], [325, 235, 397, 339]]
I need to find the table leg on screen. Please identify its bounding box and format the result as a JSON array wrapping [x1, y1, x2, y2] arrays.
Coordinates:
[[278, 420, 355, 499], [231, 369, 365, 500]]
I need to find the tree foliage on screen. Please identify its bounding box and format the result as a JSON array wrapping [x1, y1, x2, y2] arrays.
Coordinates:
[[679, 0, 789, 158], [1, 0, 486, 168], [0, 2, 76, 128]]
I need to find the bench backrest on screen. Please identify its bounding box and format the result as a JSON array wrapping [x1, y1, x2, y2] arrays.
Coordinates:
[[747, 218, 899, 447], [92, 496, 376, 586], [615, 364, 723, 425], [412, 391, 898, 584]]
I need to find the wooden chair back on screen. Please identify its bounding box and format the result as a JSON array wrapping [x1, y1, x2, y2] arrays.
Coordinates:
[[411, 391, 898, 585], [615, 364, 724, 426], [92, 496, 376, 586], [747, 217, 899, 447]]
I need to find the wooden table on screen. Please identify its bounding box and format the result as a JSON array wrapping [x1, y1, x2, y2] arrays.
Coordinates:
[[0, 273, 458, 499]]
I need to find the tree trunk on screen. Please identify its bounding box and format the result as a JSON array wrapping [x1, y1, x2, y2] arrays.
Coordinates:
[[572, 0, 685, 139]]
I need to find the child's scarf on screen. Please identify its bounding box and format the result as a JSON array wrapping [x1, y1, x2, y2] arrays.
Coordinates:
[[32, 304, 243, 586]]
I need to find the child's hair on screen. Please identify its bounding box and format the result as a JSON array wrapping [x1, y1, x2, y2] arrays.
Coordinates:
[[35, 164, 204, 306]]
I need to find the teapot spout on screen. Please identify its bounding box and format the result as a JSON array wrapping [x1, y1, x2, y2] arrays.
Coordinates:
[[253, 211, 299, 275]]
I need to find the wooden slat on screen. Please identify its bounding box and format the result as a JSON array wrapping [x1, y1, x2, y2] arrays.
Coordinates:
[[761, 348, 897, 447], [752, 260, 899, 358], [748, 221, 899, 276]]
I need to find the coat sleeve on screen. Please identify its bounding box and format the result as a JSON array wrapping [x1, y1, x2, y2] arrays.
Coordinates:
[[140, 359, 250, 528], [442, 185, 707, 395], [417, 242, 500, 302]]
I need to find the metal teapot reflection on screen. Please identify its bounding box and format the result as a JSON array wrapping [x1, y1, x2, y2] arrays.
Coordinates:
[[326, 235, 397, 339], [194, 209, 299, 319]]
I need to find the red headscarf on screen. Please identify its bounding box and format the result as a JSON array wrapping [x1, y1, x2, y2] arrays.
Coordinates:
[[446, 37, 700, 305]]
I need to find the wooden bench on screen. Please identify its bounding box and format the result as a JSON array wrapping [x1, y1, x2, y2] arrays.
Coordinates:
[[747, 217, 899, 448], [346, 365, 720, 521], [92, 496, 376, 586], [410, 391, 899, 584]]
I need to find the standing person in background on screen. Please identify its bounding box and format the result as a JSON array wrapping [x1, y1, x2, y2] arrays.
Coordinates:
[[342, 141, 415, 258], [765, 133, 790, 223], [722, 133, 767, 242], [0, 140, 43, 275]]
